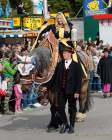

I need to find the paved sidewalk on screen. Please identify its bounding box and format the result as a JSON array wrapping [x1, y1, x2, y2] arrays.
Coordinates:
[[0, 95, 112, 140]]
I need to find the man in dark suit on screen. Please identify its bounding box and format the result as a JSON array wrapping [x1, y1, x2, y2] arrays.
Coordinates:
[[43, 41, 83, 134]]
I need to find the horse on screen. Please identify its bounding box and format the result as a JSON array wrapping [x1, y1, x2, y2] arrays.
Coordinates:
[[18, 31, 91, 123]]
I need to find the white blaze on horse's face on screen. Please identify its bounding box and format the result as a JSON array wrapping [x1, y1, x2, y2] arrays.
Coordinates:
[[63, 51, 72, 60]]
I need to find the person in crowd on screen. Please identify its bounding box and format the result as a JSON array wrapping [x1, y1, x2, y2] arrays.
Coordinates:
[[92, 52, 102, 92], [13, 73, 22, 113], [0, 44, 7, 58], [97, 40, 104, 50], [42, 41, 83, 134], [0, 75, 14, 115], [86, 46, 95, 93], [0, 51, 17, 114], [108, 47, 112, 97], [97, 48, 112, 98], [16, 49, 34, 76], [1, 51, 17, 78]]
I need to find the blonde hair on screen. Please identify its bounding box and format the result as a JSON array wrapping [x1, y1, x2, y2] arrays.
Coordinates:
[[55, 12, 70, 32]]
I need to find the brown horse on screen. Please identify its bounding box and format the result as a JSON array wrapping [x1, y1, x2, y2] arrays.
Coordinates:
[[19, 31, 91, 122]]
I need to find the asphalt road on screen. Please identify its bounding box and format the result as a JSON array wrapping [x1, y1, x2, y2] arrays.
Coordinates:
[[0, 93, 112, 140]]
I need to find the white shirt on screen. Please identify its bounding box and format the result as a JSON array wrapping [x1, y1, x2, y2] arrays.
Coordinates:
[[65, 59, 72, 69], [0, 80, 7, 90], [16, 54, 34, 76]]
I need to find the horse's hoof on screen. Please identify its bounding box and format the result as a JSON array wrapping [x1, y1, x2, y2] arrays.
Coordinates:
[[82, 113, 87, 119], [76, 118, 85, 122], [76, 112, 87, 122]]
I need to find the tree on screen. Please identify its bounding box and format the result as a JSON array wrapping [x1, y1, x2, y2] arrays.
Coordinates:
[[48, 0, 72, 13], [48, 0, 82, 17]]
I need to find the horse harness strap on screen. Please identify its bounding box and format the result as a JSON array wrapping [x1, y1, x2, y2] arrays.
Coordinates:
[[22, 56, 27, 72]]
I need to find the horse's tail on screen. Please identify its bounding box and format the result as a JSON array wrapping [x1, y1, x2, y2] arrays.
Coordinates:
[[83, 86, 93, 113]]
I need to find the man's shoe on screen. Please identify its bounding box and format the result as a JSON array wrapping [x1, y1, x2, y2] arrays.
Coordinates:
[[68, 126, 74, 134], [47, 125, 59, 132], [47, 123, 59, 132], [59, 124, 68, 134]]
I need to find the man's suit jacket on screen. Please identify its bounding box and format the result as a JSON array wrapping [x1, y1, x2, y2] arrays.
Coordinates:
[[46, 60, 83, 95]]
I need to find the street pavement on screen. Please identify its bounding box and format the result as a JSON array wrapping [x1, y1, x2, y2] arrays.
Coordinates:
[[0, 93, 112, 140]]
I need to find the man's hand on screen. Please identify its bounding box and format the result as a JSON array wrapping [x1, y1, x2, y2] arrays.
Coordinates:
[[74, 93, 79, 99]]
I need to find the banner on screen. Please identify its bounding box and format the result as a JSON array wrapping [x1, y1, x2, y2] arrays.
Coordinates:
[[23, 17, 44, 29], [83, 0, 106, 16], [0, 19, 13, 29], [13, 17, 21, 27]]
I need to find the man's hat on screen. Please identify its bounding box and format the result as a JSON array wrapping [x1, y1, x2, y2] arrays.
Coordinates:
[[61, 40, 74, 54], [103, 48, 109, 53], [63, 46, 74, 54]]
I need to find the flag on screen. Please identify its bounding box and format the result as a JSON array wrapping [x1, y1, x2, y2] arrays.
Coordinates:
[[5, 0, 12, 17], [0, 2, 4, 17], [83, 0, 106, 16]]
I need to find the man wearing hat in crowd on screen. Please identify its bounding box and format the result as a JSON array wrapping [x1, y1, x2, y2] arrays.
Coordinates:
[[97, 48, 112, 98], [43, 40, 83, 134]]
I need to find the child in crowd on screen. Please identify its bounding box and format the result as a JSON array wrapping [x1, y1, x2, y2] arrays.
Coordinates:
[[13, 73, 22, 113]]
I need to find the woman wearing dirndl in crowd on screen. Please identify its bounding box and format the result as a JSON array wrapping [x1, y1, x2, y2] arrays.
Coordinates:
[[97, 48, 112, 98]]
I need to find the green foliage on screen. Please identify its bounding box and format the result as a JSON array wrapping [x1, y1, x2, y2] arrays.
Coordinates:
[[23, 0, 33, 14], [48, 0, 82, 17], [48, 0, 71, 13]]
